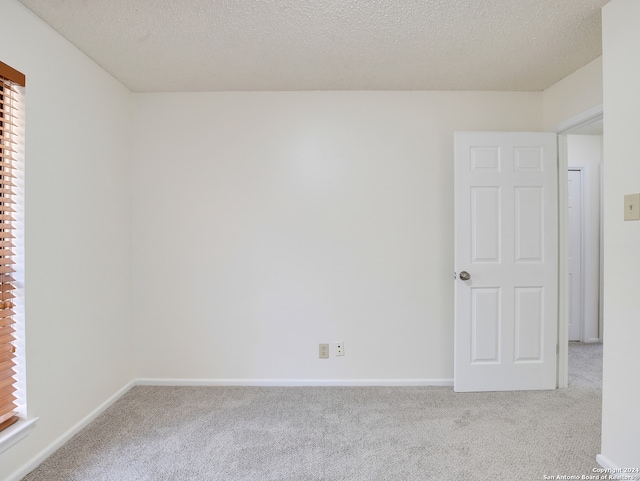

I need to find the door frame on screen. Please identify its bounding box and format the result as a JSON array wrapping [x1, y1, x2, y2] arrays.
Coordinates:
[[550, 103, 603, 388]]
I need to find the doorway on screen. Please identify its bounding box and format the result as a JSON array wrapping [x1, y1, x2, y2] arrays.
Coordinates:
[[557, 111, 603, 388], [565, 134, 603, 344], [551, 104, 605, 388]]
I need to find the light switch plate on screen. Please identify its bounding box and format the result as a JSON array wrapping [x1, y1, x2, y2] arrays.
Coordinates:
[[624, 193, 640, 221]]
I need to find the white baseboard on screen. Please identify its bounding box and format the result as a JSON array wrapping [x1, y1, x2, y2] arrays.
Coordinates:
[[597, 453, 615, 469], [596, 454, 633, 480], [136, 378, 454, 387], [6, 380, 135, 481]]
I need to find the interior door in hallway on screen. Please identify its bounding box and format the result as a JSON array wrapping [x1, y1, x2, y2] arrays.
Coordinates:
[[454, 131, 558, 392]]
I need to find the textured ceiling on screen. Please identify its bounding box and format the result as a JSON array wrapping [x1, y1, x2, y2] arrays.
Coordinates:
[[18, 0, 610, 92]]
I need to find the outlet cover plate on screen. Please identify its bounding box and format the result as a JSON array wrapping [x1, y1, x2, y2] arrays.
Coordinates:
[[336, 341, 344, 356], [319, 344, 329, 359]]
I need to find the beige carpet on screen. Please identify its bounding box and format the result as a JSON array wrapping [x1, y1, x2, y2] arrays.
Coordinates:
[[22, 342, 602, 480]]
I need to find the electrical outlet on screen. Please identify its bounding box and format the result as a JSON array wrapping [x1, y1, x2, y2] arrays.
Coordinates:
[[319, 343, 329, 359], [336, 341, 344, 356]]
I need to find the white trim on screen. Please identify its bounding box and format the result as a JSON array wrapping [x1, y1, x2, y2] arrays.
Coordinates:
[[551, 103, 604, 389], [557, 135, 569, 389], [568, 166, 587, 342], [135, 378, 454, 387], [595, 454, 631, 480], [596, 453, 616, 470], [4, 380, 135, 481], [0, 417, 38, 455], [599, 161, 604, 342], [549, 104, 604, 134]]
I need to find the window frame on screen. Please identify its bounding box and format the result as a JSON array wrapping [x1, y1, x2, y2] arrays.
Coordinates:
[[0, 60, 34, 454]]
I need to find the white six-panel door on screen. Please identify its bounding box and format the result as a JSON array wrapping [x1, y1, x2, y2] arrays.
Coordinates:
[[454, 132, 558, 392]]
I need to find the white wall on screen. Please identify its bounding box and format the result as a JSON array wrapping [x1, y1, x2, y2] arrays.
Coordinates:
[[132, 91, 542, 382], [600, 0, 640, 468], [0, 0, 612, 475], [0, 1, 133, 479], [567, 135, 602, 342], [543, 56, 603, 131]]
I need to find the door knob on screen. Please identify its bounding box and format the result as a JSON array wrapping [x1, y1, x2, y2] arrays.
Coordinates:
[[459, 271, 471, 281]]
